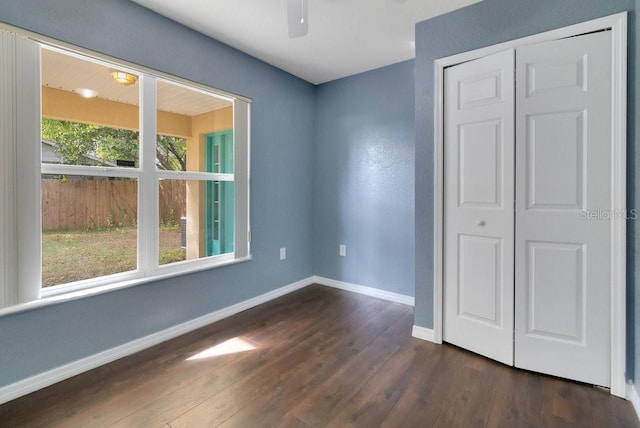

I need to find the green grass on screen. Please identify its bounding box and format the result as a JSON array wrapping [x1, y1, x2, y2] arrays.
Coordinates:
[[42, 226, 186, 287]]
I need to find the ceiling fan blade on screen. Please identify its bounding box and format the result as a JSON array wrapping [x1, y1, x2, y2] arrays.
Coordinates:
[[287, 0, 308, 38]]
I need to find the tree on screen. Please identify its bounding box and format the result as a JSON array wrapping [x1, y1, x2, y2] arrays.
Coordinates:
[[94, 127, 139, 165], [42, 118, 187, 170], [156, 135, 187, 171], [42, 119, 102, 166]]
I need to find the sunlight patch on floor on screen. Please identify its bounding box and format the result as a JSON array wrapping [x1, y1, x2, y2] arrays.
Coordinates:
[[187, 337, 256, 360]]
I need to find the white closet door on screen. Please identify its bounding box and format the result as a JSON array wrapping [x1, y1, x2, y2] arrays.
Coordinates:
[[443, 49, 515, 365], [514, 31, 612, 387]]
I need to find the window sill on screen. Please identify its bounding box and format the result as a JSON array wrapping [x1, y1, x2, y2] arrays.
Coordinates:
[[0, 255, 252, 318]]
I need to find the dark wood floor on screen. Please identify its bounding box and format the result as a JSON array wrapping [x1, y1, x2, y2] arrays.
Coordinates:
[[1, 285, 637, 427]]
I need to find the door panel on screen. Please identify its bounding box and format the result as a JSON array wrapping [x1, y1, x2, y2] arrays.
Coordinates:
[[526, 111, 584, 209], [458, 235, 503, 325], [459, 71, 504, 108], [443, 49, 515, 366], [459, 120, 502, 207], [526, 241, 585, 342], [525, 57, 586, 96], [515, 31, 612, 387]]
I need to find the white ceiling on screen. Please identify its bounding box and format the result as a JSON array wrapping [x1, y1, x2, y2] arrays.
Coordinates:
[[131, 0, 481, 85]]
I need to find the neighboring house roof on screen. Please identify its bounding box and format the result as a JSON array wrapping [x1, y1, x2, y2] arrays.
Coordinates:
[[41, 139, 117, 167]]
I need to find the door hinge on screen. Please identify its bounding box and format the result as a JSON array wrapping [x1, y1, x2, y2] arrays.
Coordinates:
[[248, 231, 252, 242]]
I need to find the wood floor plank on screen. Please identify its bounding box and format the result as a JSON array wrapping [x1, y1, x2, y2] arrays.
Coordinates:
[[431, 347, 511, 427], [381, 343, 469, 427], [219, 307, 414, 427], [109, 289, 389, 427], [325, 329, 434, 427], [588, 387, 637, 428], [0, 284, 637, 428], [164, 337, 344, 428], [169, 303, 409, 427], [57, 292, 344, 427], [2, 286, 355, 427], [287, 307, 414, 426], [0, 285, 336, 427], [485, 364, 542, 427]]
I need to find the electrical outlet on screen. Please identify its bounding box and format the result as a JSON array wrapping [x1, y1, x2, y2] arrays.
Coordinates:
[[280, 247, 286, 260], [339, 244, 346, 257]]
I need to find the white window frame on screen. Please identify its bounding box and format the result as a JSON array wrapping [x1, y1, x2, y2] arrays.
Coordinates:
[[0, 24, 252, 310]]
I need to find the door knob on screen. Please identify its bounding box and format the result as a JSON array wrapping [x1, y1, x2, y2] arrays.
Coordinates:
[[476, 220, 486, 226]]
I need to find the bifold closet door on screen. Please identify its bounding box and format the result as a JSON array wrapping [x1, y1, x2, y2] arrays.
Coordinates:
[[443, 30, 613, 387], [514, 31, 612, 387], [443, 49, 515, 366]]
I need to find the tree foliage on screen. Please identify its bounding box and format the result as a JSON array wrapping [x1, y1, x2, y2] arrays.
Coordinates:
[[42, 119, 103, 166], [42, 118, 187, 171], [156, 135, 187, 171]]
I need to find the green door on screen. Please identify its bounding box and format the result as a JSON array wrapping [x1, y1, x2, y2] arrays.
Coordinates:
[[205, 130, 234, 256]]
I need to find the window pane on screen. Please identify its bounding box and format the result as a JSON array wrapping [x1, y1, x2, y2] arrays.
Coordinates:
[[41, 48, 140, 167], [158, 179, 186, 265], [159, 179, 234, 266], [41, 175, 138, 287], [156, 80, 233, 172]]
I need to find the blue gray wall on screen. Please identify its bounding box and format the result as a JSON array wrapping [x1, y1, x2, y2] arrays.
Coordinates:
[[314, 61, 415, 297], [1, 0, 638, 395], [414, 0, 640, 382], [0, 0, 315, 387]]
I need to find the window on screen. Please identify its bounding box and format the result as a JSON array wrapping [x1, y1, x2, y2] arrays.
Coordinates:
[[155, 80, 236, 265], [41, 49, 141, 287], [0, 30, 250, 307]]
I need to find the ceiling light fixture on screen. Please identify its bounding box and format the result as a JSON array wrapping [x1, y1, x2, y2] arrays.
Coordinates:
[[110, 70, 138, 86], [75, 88, 98, 99]]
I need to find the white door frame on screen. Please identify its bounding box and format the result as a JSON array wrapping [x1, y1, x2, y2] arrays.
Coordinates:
[[431, 12, 627, 397]]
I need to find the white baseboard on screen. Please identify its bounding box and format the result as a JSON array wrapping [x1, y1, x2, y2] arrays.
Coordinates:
[[312, 276, 414, 306], [412, 325, 436, 343], [0, 276, 315, 405], [627, 381, 640, 422]]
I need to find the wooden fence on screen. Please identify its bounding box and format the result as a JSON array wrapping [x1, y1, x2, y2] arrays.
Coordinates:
[[42, 178, 186, 231]]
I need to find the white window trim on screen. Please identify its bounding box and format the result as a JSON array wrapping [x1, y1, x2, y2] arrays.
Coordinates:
[[0, 255, 252, 318], [0, 24, 252, 307], [0, 30, 21, 308], [1, 31, 42, 306]]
